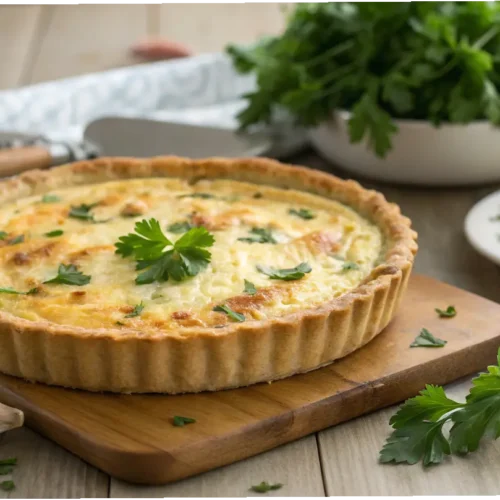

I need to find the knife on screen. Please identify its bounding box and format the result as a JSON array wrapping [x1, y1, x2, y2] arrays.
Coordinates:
[[0, 117, 306, 177]]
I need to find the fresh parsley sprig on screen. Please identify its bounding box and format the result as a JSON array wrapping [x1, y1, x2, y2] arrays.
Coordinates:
[[115, 218, 215, 285], [380, 348, 500, 467], [228, 2, 500, 157], [43, 264, 91, 286]]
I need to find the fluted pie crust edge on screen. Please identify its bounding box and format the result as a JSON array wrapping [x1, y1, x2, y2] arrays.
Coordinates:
[[0, 156, 417, 393]]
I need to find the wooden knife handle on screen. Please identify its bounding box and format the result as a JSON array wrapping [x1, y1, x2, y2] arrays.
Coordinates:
[[0, 146, 52, 177]]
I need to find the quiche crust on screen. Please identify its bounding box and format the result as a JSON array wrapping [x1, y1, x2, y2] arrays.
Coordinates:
[[0, 157, 417, 393]]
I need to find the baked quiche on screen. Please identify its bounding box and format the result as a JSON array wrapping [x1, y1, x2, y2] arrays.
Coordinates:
[[0, 157, 417, 393]]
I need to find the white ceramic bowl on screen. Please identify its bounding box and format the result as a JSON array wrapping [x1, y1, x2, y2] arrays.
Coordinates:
[[309, 111, 500, 186], [464, 189, 500, 267]]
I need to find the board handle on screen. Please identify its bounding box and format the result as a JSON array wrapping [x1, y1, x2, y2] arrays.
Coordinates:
[[0, 146, 52, 177], [0, 402, 23, 433]]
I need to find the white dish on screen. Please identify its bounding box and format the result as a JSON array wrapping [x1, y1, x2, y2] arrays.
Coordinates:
[[309, 111, 500, 186], [464, 190, 500, 267]]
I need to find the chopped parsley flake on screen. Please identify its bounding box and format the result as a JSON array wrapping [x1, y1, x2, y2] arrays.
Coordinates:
[[213, 304, 245, 322], [45, 229, 64, 238], [289, 208, 316, 220], [342, 261, 359, 272], [435, 305, 456, 318], [43, 264, 91, 286], [167, 221, 194, 234], [177, 193, 215, 200], [250, 482, 283, 493], [243, 279, 257, 295], [0, 232, 7, 241], [0, 480, 14, 491], [41, 194, 61, 203], [410, 328, 447, 348], [125, 302, 145, 318], [68, 203, 99, 222], [0, 287, 38, 295], [257, 262, 312, 281], [173, 416, 196, 427], [8, 235, 24, 246], [238, 227, 277, 244]]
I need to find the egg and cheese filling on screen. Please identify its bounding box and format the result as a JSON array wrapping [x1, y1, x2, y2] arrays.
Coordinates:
[[0, 178, 383, 332]]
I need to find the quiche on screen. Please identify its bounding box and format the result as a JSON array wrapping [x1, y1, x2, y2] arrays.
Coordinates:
[[0, 157, 417, 393]]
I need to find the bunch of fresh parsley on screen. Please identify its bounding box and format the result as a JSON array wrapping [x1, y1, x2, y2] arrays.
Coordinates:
[[115, 219, 215, 285], [380, 348, 500, 466], [227, 2, 500, 157]]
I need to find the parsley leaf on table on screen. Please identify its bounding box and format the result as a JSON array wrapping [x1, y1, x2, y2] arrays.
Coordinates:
[[43, 264, 91, 286], [380, 349, 500, 466], [213, 304, 245, 322], [410, 328, 447, 348], [124, 302, 145, 318], [172, 416, 196, 427], [115, 219, 215, 285], [238, 227, 277, 244], [0, 459, 16, 466], [243, 279, 257, 295], [435, 305, 457, 318], [0, 481, 14, 491], [289, 208, 316, 220], [0, 465, 13, 475], [257, 262, 312, 281], [250, 482, 283, 493]]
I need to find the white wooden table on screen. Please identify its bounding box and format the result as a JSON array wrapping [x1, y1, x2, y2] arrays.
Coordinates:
[[1, 5, 500, 497]]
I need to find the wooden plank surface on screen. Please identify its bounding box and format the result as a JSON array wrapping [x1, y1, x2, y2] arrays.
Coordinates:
[[0, 6, 43, 89], [0, 275, 499, 486], [24, 5, 150, 85], [158, 4, 286, 54], [110, 436, 324, 498], [318, 378, 500, 495], [0, 427, 108, 499]]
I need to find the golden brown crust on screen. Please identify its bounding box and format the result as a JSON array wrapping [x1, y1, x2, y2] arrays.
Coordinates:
[[0, 156, 417, 393]]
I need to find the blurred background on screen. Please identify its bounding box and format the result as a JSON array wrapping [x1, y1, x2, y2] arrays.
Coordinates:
[[0, 4, 286, 88]]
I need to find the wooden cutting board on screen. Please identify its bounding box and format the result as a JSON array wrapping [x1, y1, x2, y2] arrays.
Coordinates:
[[0, 274, 499, 485]]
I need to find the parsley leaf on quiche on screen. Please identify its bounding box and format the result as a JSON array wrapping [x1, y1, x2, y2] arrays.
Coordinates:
[[257, 262, 312, 281], [115, 218, 215, 285], [69, 203, 98, 221], [125, 302, 145, 318], [238, 227, 277, 244], [43, 264, 91, 286], [289, 208, 315, 220], [213, 304, 246, 322]]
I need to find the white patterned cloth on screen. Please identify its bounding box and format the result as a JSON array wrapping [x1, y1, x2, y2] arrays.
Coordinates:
[[0, 53, 256, 142], [0, 52, 307, 157]]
